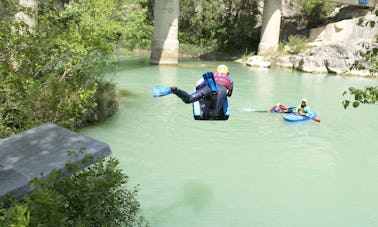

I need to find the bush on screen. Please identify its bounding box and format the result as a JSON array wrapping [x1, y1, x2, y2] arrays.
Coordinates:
[[0, 0, 127, 136], [285, 35, 309, 55], [0, 156, 148, 226]]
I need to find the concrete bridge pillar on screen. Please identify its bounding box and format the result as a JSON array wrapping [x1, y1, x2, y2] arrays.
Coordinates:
[[150, 0, 179, 65], [257, 0, 282, 56]]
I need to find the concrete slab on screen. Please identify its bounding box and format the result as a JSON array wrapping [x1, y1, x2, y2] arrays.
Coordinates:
[[0, 123, 112, 198]]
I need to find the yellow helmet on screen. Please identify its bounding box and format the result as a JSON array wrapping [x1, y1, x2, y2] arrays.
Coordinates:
[[276, 103, 281, 107], [301, 98, 308, 103], [216, 64, 229, 74]]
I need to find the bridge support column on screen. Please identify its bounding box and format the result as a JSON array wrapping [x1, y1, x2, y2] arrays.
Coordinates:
[[257, 0, 282, 56], [150, 0, 179, 65]]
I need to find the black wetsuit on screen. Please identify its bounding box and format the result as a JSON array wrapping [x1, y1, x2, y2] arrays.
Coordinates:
[[173, 84, 228, 117]]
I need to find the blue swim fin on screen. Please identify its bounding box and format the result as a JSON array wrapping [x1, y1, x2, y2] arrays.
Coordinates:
[[152, 86, 172, 97]]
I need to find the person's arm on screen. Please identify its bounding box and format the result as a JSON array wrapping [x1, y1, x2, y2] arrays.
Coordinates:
[[195, 78, 206, 89], [304, 106, 312, 116], [293, 105, 300, 114], [227, 76, 233, 97], [279, 105, 288, 111], [298, 106, 311, 116]]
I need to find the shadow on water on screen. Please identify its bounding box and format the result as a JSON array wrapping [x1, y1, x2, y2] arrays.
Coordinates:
[[149, 181, 212, 217]]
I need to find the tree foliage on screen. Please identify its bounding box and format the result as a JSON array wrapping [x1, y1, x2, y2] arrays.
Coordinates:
[[343, 86, 378, 108], [1, 2, 151, 225], [295, 0, 339, 28], [0, 155, 147, 226], [0, 0, 153, 137], [178, 0, 261, 56], [342, 8, 378, 109], [120, 1, 153, 49]]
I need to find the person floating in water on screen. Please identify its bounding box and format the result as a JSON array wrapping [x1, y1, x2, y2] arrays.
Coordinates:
[[171, 64, 234, 119], [269, 103, 292, 113]]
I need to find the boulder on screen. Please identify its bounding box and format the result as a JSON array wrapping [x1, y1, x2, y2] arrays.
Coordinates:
[[297, 55, 328, 73], [246, 55, 272, 68], [310, 12, 378, 44], [324, 58, 349, 74]]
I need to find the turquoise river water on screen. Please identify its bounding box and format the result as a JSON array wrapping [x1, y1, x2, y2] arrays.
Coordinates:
[[81, 57, 378, 227]]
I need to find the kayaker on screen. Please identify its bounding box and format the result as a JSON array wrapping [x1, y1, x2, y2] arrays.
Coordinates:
[[295, 98, 312, 116], [170, 64, 234, 117], [269, 103, 291, 113]]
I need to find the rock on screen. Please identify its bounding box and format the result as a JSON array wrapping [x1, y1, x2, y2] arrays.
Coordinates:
[[281, 0, 299, 18], [244, 5, 378, 76], [310, 12, 378, 44], [297, 56, 328, 73], [274, 56, 294, 69], [324, 58, 348, 74], [246, 55, 271, 68], [273, 55, 302, 69], [336, 5, 370, 21], [296, 43, 357, 74]]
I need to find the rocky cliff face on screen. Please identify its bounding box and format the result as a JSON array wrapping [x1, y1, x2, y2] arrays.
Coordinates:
[[247, 4, 378, 76]]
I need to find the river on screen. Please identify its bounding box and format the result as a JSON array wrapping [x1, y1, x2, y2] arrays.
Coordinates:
[[81, 56, 378, 227]]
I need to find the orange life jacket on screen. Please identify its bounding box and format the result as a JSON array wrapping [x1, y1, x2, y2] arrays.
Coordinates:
[[213, 72, 232, 90]]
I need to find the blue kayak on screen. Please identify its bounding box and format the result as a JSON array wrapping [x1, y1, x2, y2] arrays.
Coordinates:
[[283, 112, 318, 122]]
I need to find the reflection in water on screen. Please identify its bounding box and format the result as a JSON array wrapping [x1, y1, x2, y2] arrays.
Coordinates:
[[153, 181, 212, 217], [180, 181, 212, 212]]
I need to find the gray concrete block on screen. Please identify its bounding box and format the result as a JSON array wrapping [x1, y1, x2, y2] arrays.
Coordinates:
[[0, 123, 112, 198]]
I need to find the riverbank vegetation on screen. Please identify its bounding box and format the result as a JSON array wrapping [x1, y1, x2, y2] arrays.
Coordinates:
[[0, 0, 150, 225], [177, 0, 338, 58], [342, 13, 378, 108], [0, 155, 147, 226], [1, 0, 115, 137], [0, 0, 153, 137]]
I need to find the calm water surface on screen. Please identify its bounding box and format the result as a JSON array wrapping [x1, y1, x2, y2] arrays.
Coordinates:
[[81, 57, 378, 227]]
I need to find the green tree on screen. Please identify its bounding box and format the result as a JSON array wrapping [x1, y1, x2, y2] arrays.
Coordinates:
[[342, 9, 378, 109], [178, 0, 261, 56], [1, 2, 150, 224], [120, 0, 153, 49], [0, 0, 152, 136], [295, 0, 339, 28]]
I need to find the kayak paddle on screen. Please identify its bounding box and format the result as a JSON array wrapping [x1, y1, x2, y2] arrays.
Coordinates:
[[302, 114, 320, 122], [254, 110, 289, 113], [152, 86, 172, 97], [311, 117, 320, 122]]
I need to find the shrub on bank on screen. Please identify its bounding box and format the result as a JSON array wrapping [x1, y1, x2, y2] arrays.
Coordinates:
[[0, 0, 127, 136], [0, 156, 148, 226]]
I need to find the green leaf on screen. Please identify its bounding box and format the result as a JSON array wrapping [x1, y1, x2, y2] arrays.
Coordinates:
[[352, 101, 360, 108], [342, 100, 350, 109], [358, 18, 364, 25], [370, 21, 376, 28]]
